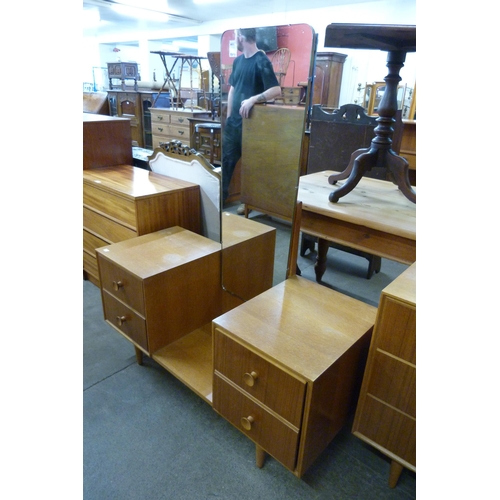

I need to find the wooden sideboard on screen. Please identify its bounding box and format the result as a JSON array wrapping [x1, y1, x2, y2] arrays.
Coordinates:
[[83, 165, 201, 287], [213, 275, 377, 477], [107, 90, 161, 148], [352, 263, 416, 487]]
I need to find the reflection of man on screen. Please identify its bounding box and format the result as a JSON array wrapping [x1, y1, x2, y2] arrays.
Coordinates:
[[222, 28, 282, 212]]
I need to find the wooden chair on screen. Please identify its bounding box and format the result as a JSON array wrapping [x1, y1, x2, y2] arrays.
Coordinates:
[[271, 48, 291, 86]]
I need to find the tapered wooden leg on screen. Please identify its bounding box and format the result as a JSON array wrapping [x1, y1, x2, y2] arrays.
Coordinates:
[[389, 460, 404, 488], [256, 444, 267, 468], [314, 238, 329, 282], [134, 346, 143, 365]]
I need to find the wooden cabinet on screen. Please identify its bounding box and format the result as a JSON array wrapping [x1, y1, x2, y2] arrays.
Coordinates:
[[212, 275, 377, 477], [96, 227, 222, 357], [313, 52, 347, 108], [400, 120, 416, 185], [107, 90, 158, 147], [83, 165, 201, 287], [93, 213, 276, 402], [352, 263, 416, 487], [83, 113, 132, 169], [151, 108, 211, 149]]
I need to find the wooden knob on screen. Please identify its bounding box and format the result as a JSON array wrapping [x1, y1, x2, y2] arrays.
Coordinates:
[[241, 416, 254, 431], [116, 315, 127, 326], [243, 371, 258, 387], [112, 280, 123, 291]]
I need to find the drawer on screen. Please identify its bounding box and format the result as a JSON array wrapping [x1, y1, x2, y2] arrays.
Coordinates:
[[354, 395, 416, 467], [367, 351, 415, 417], [169, 114, 190, 126], [84, 183, 137, 227], [150, 111, 171, 124], [283, 96, 300, 105], [151, 123, 189, 141], [102, 290, 148, 351], [376, 296, 416, 364], [83, 251, 99, 278], [214, 329, 305, 427], [98, 254, 145, 315], [282, 87, 300, 96], [213, 373, 299, 471], [83, 207, 137, 243], [83, 229, 108, 256]]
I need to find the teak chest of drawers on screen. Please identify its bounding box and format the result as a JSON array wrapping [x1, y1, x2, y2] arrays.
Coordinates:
[[151, 108, 211, 149], [352, 262, 416, 487], [212, 275, 377, 477], [83, 165, 201, 287], [96, 227, 222, 360]]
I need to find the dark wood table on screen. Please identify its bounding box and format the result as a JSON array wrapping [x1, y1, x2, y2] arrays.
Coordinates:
[[323, 23, 416, 204]]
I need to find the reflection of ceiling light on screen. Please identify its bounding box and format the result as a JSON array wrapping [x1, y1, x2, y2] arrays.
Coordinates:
[[111, 4, 170, 22], [193, 0, 229, 4], [83, 8, 101, 28]]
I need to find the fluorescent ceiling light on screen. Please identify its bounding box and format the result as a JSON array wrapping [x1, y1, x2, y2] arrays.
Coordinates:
[[111, 4, 170, 21], [114, 0, 170, 10], [193, 0, 229, 4]]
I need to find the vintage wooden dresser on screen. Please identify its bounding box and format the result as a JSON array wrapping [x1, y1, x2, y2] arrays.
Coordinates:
[[83, 165, 201, 287], [151, 108, 211, 149]]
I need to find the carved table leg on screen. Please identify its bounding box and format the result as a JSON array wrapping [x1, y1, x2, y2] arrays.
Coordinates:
[[386, 149, 416, 203], [255, 444, 267, 468], [314, 238, 330, 282], [389, 460, 404, 488], [134, 346, 143, 366], [328, 147, 367, 185], [329, 147, 377, 203]]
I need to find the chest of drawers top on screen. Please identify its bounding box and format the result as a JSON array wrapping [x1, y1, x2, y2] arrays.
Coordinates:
[[83, 164, 198, 199], [213, 275, 377, 382]]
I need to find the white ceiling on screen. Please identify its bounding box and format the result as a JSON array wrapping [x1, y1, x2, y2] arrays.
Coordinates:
[[83, 0, 367, 42]]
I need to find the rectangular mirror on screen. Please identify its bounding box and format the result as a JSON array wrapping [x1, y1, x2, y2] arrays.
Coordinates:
[[219, 24, 316, 301]]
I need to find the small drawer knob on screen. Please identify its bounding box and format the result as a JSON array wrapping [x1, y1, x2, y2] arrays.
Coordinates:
[[241, 415, 254, 431], [116, 315, 127, 326], [243, 371, 258, 387], [112, 280, 124, 291]]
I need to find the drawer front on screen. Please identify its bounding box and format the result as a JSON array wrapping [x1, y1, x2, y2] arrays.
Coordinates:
[[368, 351, 416, 417], [150, 111, 171, 124], [83, 207, 137, 243], [83, 251, 99, 278], [83, 229, 108, 256], [84, 183, 136, 228], [376, 296, 416, 364], [213, 374, 299, 471], [98, 254, 145, 315], [102, 290, 148, 351], [354, 395, 416, 467], [169, 113, 190, 126], [214, 329, 305, 427]]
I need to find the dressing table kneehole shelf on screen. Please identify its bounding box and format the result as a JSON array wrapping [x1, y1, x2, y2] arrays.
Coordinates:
[[212, 275, 377, 477]]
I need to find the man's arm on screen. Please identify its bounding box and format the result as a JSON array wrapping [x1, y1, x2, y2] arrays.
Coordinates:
[[239, 85, 281, 118]]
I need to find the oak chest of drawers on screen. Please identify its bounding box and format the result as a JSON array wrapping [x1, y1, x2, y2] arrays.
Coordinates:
[[96, 227, 222, 357], [83, 165, 201, 287], [212, 276, 377, 477], [151, 108, 211, 149], [352, 263, 416, 487]]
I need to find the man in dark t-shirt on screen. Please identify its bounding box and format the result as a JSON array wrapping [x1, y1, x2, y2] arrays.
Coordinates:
[[222, 28, 281, 207]]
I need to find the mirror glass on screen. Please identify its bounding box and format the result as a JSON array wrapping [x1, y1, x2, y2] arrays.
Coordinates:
[[219, 24, 316, 301]]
